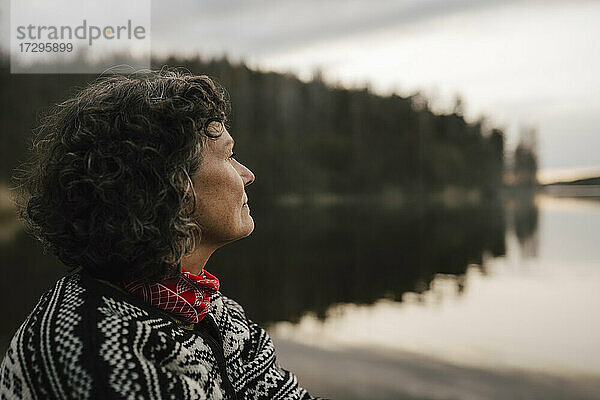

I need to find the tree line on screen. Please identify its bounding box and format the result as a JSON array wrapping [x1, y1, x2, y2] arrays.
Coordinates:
[[0, 54, 537, 199]]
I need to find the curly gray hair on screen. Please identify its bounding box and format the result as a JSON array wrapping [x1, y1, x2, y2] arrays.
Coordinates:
[[13, 67, 230, 283]]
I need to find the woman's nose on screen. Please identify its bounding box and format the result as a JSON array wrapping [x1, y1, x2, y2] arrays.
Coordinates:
[[237, 161, 255, 186]]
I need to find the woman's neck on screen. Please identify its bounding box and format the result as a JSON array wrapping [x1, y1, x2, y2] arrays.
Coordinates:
[[181, 243, 217, 275]]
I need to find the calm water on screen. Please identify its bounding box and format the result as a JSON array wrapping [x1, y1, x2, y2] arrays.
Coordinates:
[[1, 192, 599, 398], [269, 194, 600, 378]]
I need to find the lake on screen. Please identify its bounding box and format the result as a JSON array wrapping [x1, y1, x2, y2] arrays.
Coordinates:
[[1, 191, 599, 399]]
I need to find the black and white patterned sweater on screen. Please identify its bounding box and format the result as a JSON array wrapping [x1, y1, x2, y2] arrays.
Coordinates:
[[0, 270, 322, 399]]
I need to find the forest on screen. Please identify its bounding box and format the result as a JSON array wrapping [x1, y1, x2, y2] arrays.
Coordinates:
[[0, 54, 537, 204]]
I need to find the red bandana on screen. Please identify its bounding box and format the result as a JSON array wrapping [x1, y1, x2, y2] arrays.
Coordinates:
[[121, 268, 220, 324]]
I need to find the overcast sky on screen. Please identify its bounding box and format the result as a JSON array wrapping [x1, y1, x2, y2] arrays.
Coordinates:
[[149, 0, 600, 182], [3, 0, 599, 181]]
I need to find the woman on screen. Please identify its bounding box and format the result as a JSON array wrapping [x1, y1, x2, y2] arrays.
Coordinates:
[[0, 69, 323, 399]]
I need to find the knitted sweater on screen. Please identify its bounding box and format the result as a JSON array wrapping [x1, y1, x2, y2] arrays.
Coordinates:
[[0, 270, 322, 399]]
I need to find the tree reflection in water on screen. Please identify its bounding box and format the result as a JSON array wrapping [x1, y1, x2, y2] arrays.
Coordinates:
[[0, 192, 539, 354], [211, 192, 536, 326]]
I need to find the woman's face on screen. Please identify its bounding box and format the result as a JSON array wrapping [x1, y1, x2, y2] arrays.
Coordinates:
[[191, 121, 255, 247]]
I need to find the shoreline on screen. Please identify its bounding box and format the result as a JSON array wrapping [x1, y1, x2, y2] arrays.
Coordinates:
[[272, 337, 600, 400]]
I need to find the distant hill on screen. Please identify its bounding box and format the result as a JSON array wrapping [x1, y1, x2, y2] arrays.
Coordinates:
[[546, 176, 600, 186]]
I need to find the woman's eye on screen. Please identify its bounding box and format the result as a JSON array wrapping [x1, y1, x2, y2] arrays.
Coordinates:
[[206, 120, 225, 135]]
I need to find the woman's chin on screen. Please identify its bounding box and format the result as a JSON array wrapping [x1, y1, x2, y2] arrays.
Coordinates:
[[231, 218, 255, 241], [242, 218, 255, 237]]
